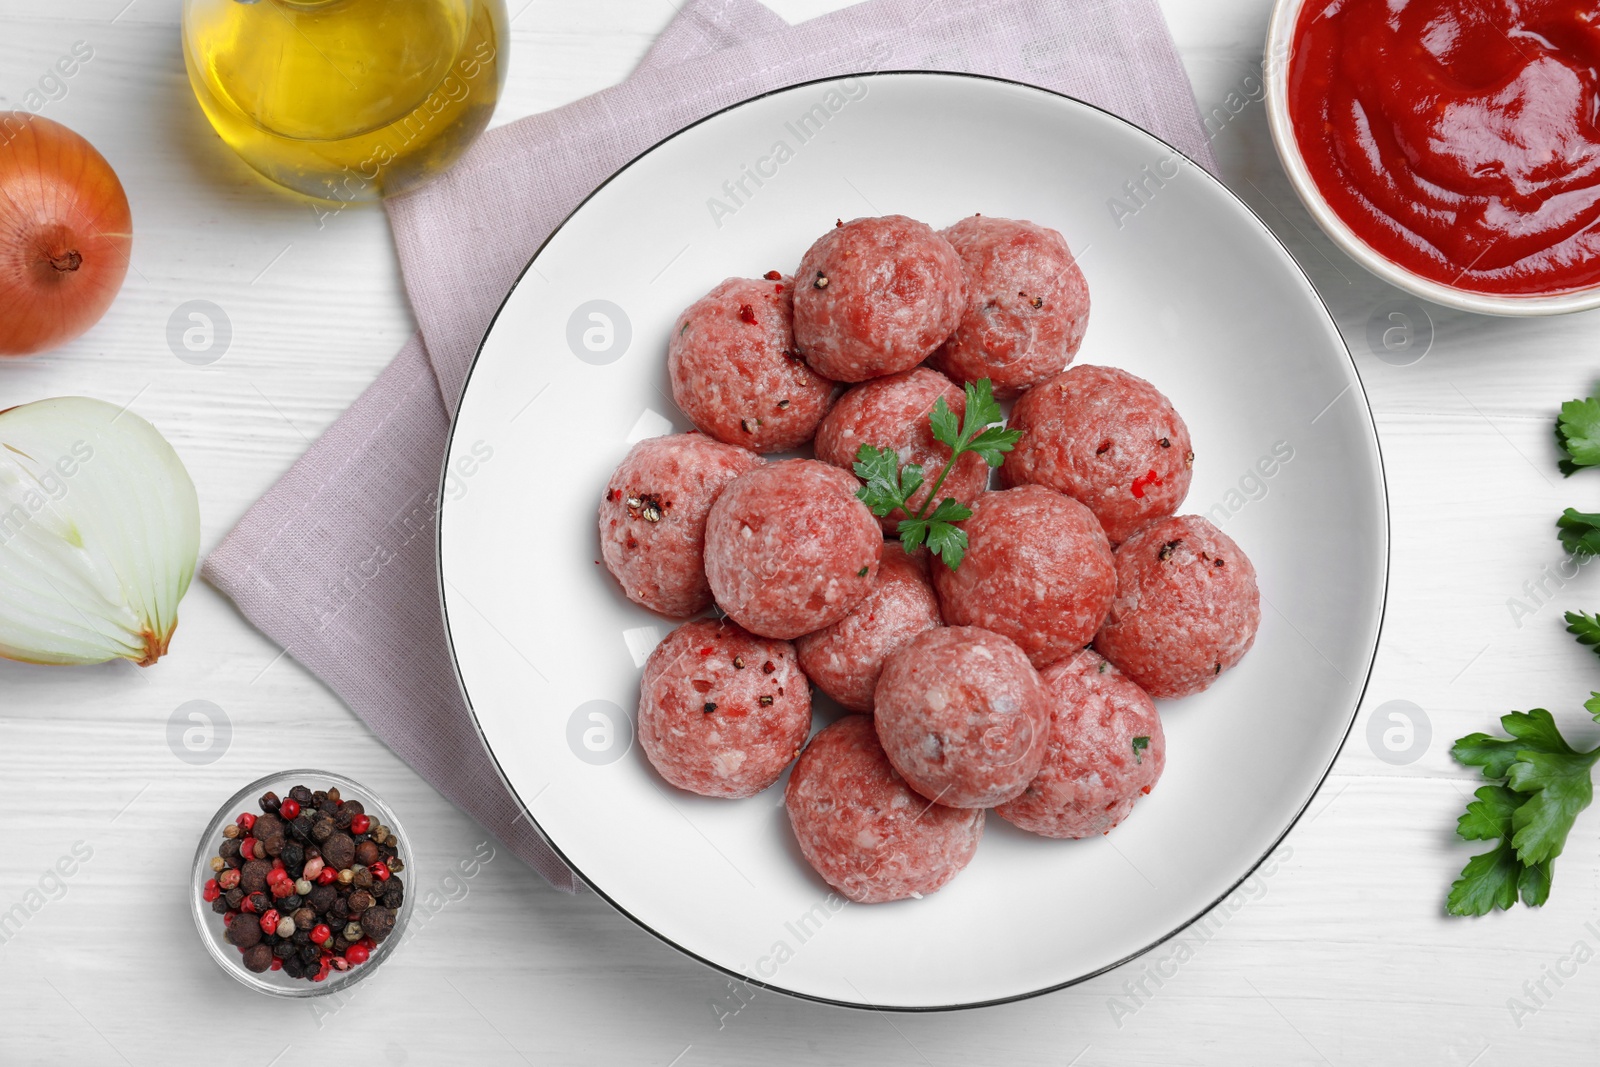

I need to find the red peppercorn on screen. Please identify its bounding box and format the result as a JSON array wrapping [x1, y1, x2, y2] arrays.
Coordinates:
[[237, 812, 256, 831], [279, 798, 301, 820], [350, 814, 371, 835], [316, 867, 338, 886], [310, 924, 332, 945], [270, 958, 283, 972], [241, 896, 259, 914], [358, 936, 376, 951], [259, 909, 280, 935], [344, 944, 371, 965], [763, 270, 782, 281], [271, 880, 295, 900], [271, 858, 285, 872], [223, 910, 239, 924], [314, 958, 331, 982], [239, 838, 256, 861], [370, 862, 390, 882], [203, 879, 221, 902]]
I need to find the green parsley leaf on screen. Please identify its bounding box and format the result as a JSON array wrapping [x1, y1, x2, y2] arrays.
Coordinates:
[[962, 378, 1005, 434], [928, 396, 960, 451], [1447, 785, 1553, 915], [923, 519, 968, 570], [1131, 736, 1150, 764], [1507, 740, 1600, 864], [1566, 610, 1600, 663], [924, 496, 974, 525], [1557, 397, 1600, 476], [853, 445, 920, 518], [1585, 692, 1600, 722], [1557, 509, 1600, 556], [898, 518, 929, 553], [966, 424, 1024, 467]]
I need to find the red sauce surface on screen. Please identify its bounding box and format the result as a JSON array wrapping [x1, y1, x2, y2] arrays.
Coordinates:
[[1289, 0, 1600, 295]]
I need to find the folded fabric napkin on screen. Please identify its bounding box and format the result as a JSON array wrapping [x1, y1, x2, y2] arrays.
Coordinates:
[[203, 0, 1215, 892]]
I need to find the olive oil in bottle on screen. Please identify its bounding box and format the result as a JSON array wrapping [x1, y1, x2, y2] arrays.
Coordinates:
[[181, 0, 507, 203]]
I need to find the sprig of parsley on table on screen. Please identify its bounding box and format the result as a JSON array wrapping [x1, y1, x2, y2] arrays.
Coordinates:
[[853, 378, 1020, 570], [1447, 672, 1600, 915], [1557, 396, 1600, 476]]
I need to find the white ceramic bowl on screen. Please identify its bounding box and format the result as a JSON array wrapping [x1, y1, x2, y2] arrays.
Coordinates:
[[1264, 0, 1600, 316], [440, 72, 1389, 1009]]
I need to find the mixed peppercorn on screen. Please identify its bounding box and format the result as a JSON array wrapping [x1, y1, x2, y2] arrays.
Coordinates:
[[201, 783, 405, 983]]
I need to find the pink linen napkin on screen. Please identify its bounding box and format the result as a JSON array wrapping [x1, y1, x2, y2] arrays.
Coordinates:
[[203, 0, 1214, 892]]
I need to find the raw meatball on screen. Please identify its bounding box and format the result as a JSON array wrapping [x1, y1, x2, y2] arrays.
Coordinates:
[[813, 367, 990, 531], [794, 543, 943, 712], [786, 715, 984, 903], [638, 619, 812, 799], [873, 626, 1050, 808], [704, 459, 883, 639], [932, 486, 1116, 668], [1095, 515, 1260, 698], [1003, 365, 1193, 544], [668, 275, 836, 453], [929, 215, 1091, 399], [792, 215, 966, 382], [599, 433, 763, 617], [995, 650, 1165, 838]]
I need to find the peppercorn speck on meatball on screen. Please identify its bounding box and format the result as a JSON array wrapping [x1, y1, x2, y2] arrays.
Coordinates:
[[792, 215, 967, 382], [931, 486, 1116, 669], [786, 715, 984, 903], [668, 275, 836, 452], [795, 542, 944, 712], [1094, 515, 1261, 698], [929, 215, 1090, 399], [703, 459, 883, 639], [1003, 364, 1193, 544], [599, 432, 763, 618], [812, 366, 990, 532], [873, 626, 1050, 808], [639, 618, 813, 799], [996, 650, 1166, 839]]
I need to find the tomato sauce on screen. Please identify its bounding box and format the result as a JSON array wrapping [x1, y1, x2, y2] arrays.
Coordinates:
[[1289, 0, 1600, 295]]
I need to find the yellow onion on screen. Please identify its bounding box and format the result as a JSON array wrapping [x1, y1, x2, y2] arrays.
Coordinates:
[[0, 397, 199, 666]]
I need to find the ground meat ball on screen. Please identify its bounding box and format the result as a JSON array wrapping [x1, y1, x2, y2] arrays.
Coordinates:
[[932, 486, 1116, 668], [873, 626, 1050, 808], [929, 215, 1090, 399], [639, 619, 812, 798], [995, 650, 1166, 838], [1003, 365, 1193, 544], [1095, 515, 1260, 698], [704, 459, 882, 639], [599, 433, 763, 617], [785, 715, 984, 903], [668, 276, 836, 452], [794, 543, 943, 712], [813, 367, 990, 531], [792, 215, 966, 382]]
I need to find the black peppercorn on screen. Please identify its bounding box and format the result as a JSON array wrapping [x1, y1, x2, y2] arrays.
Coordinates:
[[289, 785, 313, 806], [343, 800, 364, 817], [348, 889, 375, 914], [355, 841, 379, 867], [280, 894, 302, 912], [312, 818, 336, 843], [281, 842, 305, 869], [352, 866, 375, 890], [308, 885, 337, 914], [246, 891, 271, 914], [259, 791, 281, 813], [298, 944, 320, 966], [330, 898, 350, 922], [273, 941, 296, 960], [283, 956, 305, 979], [361, 905, 396, 942], [291, 929, 311, 945], [334, 807, 354, 831], [311, 790, 328, 806], [218, 839, 242, 865], [210, 897, 229, 915], [317, 797, 338, 817], [224, 888, 245, 910]]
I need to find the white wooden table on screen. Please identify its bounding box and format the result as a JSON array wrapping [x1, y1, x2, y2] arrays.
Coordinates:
[[2, 1, 1597, 1062]]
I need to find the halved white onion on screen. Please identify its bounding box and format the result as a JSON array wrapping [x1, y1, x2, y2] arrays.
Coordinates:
[[0, 397, 199, 666]]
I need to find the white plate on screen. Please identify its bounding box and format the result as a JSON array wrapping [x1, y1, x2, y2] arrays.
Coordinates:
[[439, 72, 1388, 1010]]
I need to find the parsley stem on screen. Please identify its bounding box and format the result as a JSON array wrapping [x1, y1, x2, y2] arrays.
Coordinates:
[[910, 452, 960, 521]]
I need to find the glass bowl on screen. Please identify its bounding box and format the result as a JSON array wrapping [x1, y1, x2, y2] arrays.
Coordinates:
[[190, 769, 413, 998]]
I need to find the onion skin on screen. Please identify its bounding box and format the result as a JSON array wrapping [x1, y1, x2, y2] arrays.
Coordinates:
[[0, 113, 132, 357]]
